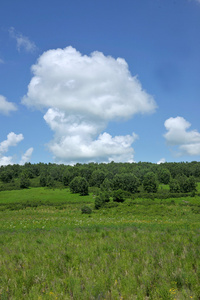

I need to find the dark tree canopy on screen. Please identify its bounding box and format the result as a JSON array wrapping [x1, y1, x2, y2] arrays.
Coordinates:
[[113, 173, 140, 193], [143, 172, 158, 193], [0, 161, 199, 197], [70, 176, 89, 196]]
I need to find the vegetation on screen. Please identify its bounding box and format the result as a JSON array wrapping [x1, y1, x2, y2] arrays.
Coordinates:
[[69, 176, 89, 196], [1, 161, 200, 196], [0, 161, 200, 298]]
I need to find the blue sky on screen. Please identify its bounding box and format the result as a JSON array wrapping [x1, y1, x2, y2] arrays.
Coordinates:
[[0, 0, 200, 165]]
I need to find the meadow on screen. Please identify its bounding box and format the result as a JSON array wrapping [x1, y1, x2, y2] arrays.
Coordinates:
[[0, 187, 200, 299]]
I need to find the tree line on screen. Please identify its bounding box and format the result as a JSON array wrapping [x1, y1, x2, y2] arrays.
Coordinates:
[[0, 161, 199, 198]]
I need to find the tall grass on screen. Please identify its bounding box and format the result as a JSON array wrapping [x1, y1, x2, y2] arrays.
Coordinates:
[[0, 188, 200, 299]]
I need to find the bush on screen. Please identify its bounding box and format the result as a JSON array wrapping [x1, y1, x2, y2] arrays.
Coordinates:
[[94, 196, 104, 209], [81, 206, 92, 214], [94, 191, 111, 209], [113, 189, 125, 203]]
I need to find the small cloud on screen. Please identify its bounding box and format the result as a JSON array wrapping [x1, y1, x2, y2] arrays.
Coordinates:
[[0, 132, 24, 166], [164, 116, 200, 156], [0, 95, 17, 115], [0, 132, 24, 154], [9, 27, 37, 53], [19, 147, 34, 165], [157, 158, 166, 164], [0, 58, 4, 64]]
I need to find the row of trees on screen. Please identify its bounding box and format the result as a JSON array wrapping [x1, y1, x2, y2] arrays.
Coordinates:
[[0, 161, 199, 195]]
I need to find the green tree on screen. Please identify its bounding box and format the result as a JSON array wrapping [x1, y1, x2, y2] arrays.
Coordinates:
[[143, 172, 158, 193], [90, 170, 106, 187], [112, 173, 139, 193], [169, 179, 180, 193], [0, 170, 13, 183], [20, 172, 30, 189], [177, 175, 197, 193], [100, 178, 112, 191], [62, 169, 73, 186], [70, 176, 89, 196], [39, 172, 48, 187], [113, 189, 125, 203], [46, 175, 55, 188], [158, 168, 171, 184]]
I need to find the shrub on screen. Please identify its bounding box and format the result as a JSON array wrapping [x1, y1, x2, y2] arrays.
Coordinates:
[[113, 189, 125, 203], [81, 206, 92, 214], [94, 191, 111, 209], [94, 196, 104, 209]]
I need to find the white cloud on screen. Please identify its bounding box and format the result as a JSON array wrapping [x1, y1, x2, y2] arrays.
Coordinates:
[[0, 95, 17, 115], [157, 158, 166, 164], [19, 147, 34, 165], [0, 156, 13, 166], [0, 132, 24, 154], [164, 116, 200, 156], [0, 58, 4, 64], [9, 27, 37, 53], [0, 132, 25, 166], [23, 46, 156, 163]]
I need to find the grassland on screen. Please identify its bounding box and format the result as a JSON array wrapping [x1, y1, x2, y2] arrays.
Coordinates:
[[0, 188, 200, 299]]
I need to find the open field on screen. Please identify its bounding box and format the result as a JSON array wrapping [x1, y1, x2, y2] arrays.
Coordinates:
[[0, 188, 200, 299]]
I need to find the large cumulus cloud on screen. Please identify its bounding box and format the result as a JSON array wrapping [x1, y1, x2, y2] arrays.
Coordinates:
[[164, 116, 200, 156], [23, 46, 156, 164]]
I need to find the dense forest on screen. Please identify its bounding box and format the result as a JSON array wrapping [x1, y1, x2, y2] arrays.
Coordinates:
[[1, 161, 199, 206]]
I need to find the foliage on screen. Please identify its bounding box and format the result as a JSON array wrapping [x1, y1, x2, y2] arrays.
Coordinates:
[[100, 178, 112, 191], [90, 170, 106, 187], [112, 173, 140, 193], [113, 189, 125, 202], [1, 161, 200, 198], [81, 205, 92, 214], [70, 176, 89, 196], [0, 169, 13, 183], [175, 175, 197, 193], [94, 191, 110, 209], [169, 178, 180, 193], [0, 188, 200, 299], [62, 169, 74, 186], [20, 172, 30, 189], [39, 172, 48, 187], [143, 172, 158, 193], [157, 167, 171, 184], [94, 195, 104, 209], [46, 175, 55, 188]]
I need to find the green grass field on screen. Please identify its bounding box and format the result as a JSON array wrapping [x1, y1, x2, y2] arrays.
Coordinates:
[[0, 188, 200, 299]]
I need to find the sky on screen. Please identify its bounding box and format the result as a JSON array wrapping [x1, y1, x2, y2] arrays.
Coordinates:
[[0, 0, 200, 165]]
